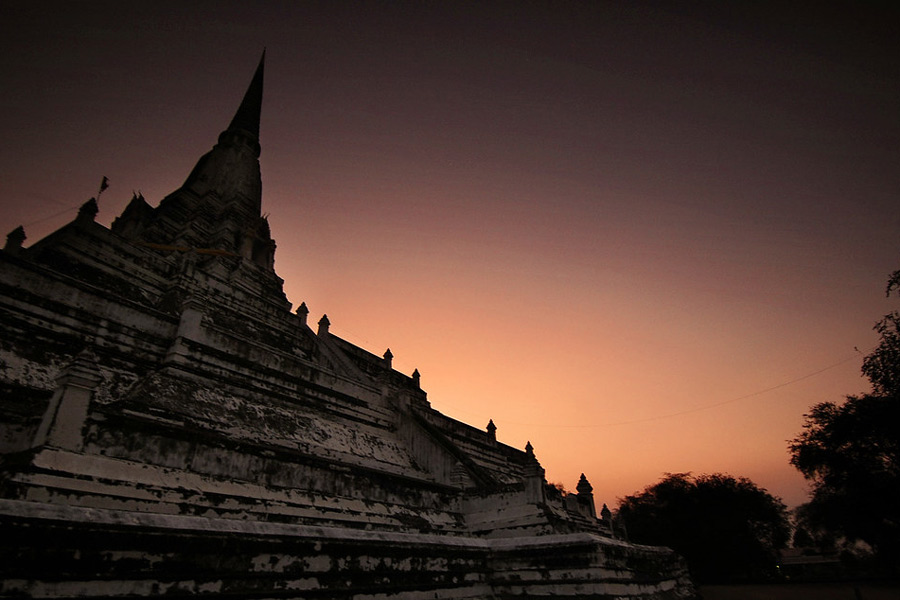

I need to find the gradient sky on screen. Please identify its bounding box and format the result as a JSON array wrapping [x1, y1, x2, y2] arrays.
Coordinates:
[[1, 1, 898, 508]]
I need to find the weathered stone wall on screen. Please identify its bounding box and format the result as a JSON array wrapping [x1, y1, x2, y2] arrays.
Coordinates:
[[0, 498, 694, 599], [5, 437, 466, 535], [1, 237, 697, 599], [415, 408, 527, 486], [0, 502, 491, 598], [489, 534, 694, 599]]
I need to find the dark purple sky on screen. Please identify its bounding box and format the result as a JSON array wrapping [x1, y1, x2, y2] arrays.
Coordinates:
[[1, 1, 898, 506]]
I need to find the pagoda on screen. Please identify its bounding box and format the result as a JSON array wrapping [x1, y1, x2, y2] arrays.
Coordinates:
[[0, 53, 694, 599]]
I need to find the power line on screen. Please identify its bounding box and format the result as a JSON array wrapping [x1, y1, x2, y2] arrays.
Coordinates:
[[448, 348, 868, 429], [22, 205, 80, 228], [19, 177, 109, 230]]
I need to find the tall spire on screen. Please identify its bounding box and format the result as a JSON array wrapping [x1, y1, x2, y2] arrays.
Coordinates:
[[228, 49, 265, 140], [121, 52, 273, 267]]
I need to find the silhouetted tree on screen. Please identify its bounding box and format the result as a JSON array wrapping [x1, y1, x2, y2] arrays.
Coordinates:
[[616, 473, 790, 583], [789, 396, 899, 564], [862, 270, 900, 397], [791, 524, 815, 549], [791, 504, 840, 556], [789, 273, 900, 572]]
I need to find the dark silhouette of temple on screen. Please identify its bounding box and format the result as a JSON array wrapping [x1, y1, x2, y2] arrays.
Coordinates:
[[0, 54, 694, 599]]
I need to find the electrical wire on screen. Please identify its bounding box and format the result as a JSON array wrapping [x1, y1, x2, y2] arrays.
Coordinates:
[[444, 348, 868, 429]]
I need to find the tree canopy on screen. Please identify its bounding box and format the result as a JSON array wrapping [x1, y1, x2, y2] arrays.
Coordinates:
[[789, 269, 900, 570], [616, 472, 790, 583], [861, 270, 900, 397]]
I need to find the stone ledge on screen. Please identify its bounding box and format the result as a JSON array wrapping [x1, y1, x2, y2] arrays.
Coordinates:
[[0, 498, 485, 548]]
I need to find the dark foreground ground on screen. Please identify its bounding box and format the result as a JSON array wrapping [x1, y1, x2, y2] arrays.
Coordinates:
[[699, 583, 900, 600]]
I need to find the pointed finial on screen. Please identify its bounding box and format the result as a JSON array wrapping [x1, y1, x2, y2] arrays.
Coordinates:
[[600, 503, 612, 521], [317, 314, 330, 336], [296, 302, 309, 325], [486, 419, 497, 440], [383, 348, 393, 367], [77, 198, 99, 223], [227, 50, 265, 140], [525, 440, 534, 456], [412, 368, 420, 387], [4, 225, 26, 253], [577, 473, 593, 495]]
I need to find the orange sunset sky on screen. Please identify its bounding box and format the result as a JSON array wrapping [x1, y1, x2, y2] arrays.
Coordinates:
[[1, 2, 898, 508]]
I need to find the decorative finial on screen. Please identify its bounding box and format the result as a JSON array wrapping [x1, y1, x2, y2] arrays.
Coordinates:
[[486, 419, 497, 440], [577, 473, 593, 495], [412, 368, 420, 387], [383, 348, 393, 368], [296, 302, 309, 325], [317, 314, 330, 336], [4, 225, 26, 254], [76, 198, 99, 223], [525, 441, 534, 456]]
